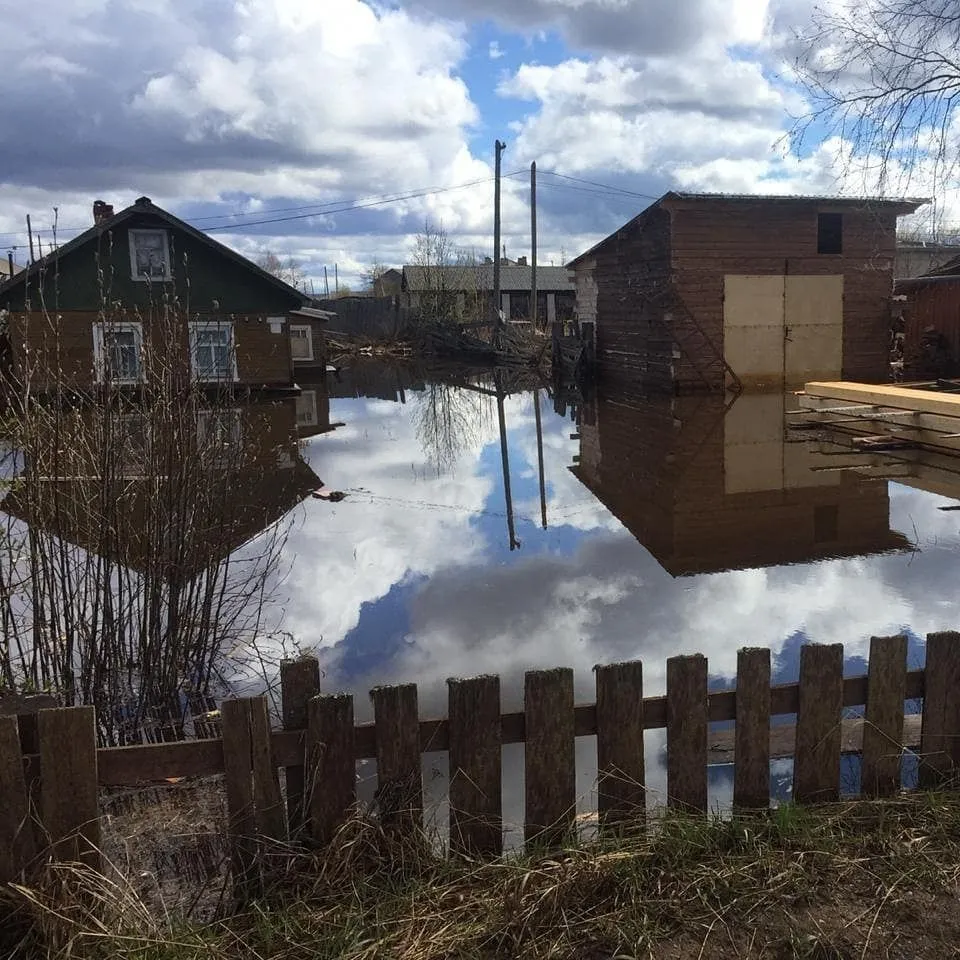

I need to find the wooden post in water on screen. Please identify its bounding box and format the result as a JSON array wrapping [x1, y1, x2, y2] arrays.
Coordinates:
[[596, 660, 645, 831], [281, 657, 321, 838], [666, 655, 708, 812], [919, 631, 960, 786], [371, 684, 422, 836], [524, 668, 575, 849], [861, 634, 907, 797], [448, 675, 502, 857], [734, 648, 771, 809], [305, 693, 355, 846], [0, 716, 34, 881], [793, 644, 843, 803], [38, 706, 100, 869]]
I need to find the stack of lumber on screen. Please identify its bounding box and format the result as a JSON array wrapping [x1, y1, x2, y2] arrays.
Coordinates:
[[793, 381, 960, 456]]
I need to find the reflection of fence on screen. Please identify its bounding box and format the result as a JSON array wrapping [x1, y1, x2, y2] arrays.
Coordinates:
[[2, 635, 958, 891]]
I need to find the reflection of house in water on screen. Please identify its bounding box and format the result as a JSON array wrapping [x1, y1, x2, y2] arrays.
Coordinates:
[[4, 399, 320, 578], [570, 387, 910, 576]]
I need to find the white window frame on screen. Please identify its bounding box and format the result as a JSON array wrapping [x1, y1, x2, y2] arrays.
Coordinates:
[[189, 321, 238, 383], [295, 389, 318, 427], [289, 323, 314, 362], [93, 321, 145, 384], [128, 229, 172, 282]]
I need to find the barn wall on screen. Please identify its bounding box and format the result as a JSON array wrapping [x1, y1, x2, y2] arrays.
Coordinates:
[[900, 279, 960, 377]]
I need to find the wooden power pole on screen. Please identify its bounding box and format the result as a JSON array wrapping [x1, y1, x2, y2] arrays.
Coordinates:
[[493, 139, 506, 330], [530, 161, 538, 328], [26, 215, 35, 264]]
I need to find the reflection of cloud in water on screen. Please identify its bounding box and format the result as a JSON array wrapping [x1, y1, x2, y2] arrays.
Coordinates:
[[262, 374, 960, 829]]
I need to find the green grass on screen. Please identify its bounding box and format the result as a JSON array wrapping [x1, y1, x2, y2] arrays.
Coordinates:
[[4, 792, 960, 959]]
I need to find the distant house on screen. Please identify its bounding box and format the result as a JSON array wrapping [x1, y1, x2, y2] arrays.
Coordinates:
[[401, 260, 575, 324], [0, 257, 22, 282], [895, 239, 960, 279], [0, 196, 311, 394], [568, 192, 927, 391], [894, 253, 960, 377], [373, 268, 403, 297]]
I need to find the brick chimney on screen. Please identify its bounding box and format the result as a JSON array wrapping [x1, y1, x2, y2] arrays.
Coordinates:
[[93, 200, 114, 224]]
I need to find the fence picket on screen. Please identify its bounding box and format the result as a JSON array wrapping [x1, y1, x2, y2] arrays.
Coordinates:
[[249, 698, 286, 847], [524, 668, 575, 848], [734, 648, 771, 809], [38, 706, 100, 869], [371, 684, 422, 834], [595, 660, 645, 831], [0, 716, 33, 882], [793, 644, 844, 803], [667, 655, 708, 812], [221, 699, 258, 898], [919, 631, 960, 786], [281, 657, 321, 839], [306, 693, 355, 846], [448, 675, 502, 857], [861, 635, 907, 797]]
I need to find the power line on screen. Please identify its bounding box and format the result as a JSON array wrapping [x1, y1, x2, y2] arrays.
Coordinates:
[[0, 171, 528, 245], [538, 170, 658, 200]]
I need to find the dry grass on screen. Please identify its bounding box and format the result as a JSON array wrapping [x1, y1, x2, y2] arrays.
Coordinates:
[[3, 791, 960, 959]]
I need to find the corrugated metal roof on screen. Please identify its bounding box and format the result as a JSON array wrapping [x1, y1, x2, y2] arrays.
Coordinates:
[[665, 191, 928, 208], [402, 264, 573, 292]]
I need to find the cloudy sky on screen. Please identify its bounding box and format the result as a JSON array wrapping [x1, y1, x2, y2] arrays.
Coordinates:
[[1, 0, 954, 290]]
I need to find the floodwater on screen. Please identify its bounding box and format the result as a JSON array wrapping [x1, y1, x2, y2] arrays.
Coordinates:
[[251, 362, 957, 832]]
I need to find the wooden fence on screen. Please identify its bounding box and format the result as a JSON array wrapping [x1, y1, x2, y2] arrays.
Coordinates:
[[2, 636, 959, 893]]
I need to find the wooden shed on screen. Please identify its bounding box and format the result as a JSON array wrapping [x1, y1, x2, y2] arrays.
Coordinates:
[[895, 255, 960, 378], [568, 193, 926, 392]]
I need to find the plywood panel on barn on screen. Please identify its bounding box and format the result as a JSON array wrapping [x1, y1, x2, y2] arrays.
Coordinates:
[[784, 275, 844, 383], [723, 276, 786, 385], [724, 391, 784, 494]]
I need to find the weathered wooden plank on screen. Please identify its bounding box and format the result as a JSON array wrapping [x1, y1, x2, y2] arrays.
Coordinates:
[[595, 661, 645, 831], [280, 657, 320, 839], [804, 381, 960, 420], [920, 632, 960, 786], [0, 716, 33, 882], [667, 655, 708, 812], [525, 668, 576, 848], [793, 644, 844, 803], [249, 698, 285, 847], [371, 685, 422, 834], [861, 635, 907, 797], [305, 693, 355, 846], [38, 706, 100, 869], [448, 676, 502, 857], [734, 647, 771, 809], [220, 699, 258, 898]]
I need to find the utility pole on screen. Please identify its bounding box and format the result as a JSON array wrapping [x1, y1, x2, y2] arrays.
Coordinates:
[[530, 161, 538, 329], [26, 215, 35, 264], [334, 263, 339, 296], [7, 252, 14, 278], [493, 139, 506, 330], [324, 266, 330, 298]]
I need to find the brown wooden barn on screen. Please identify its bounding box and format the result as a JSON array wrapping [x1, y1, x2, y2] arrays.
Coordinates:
[[568, 193, 926, 392], [570, 384, 909, 576], [894, 255, 960, 378]]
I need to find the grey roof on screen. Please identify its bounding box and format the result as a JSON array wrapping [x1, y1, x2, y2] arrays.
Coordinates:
[[0, 197, 309, 304], [402, 263, 573, 293]]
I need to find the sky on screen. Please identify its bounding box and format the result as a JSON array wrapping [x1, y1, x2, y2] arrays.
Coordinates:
[[1, 0, 956, 291]]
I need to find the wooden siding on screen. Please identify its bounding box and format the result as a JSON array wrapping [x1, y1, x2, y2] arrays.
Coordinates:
[[9, 309, 294, 392], [577, 198, 900, 390], [900, 279, 960, 377]]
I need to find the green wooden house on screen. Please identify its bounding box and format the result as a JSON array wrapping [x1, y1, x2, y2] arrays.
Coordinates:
[[0, 197, 310, 394]]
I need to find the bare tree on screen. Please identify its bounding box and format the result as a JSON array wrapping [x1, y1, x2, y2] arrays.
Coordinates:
[[0, 241, 298, 745], [410, 221, 484, 324], [256, 249, 307, 292], [792, 1, 960, 200]]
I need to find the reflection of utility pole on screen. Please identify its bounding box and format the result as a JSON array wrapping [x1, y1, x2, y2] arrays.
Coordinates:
[[534, 388, 547, 529], [493, 139, 506, 332], [495, 370, 519, 550], [530, 161, 538, 329]]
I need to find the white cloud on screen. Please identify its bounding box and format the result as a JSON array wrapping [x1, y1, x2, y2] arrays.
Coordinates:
[[489, 40, 506, 59]]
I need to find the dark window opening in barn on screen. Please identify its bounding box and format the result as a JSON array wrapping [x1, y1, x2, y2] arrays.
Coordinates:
[[813, 504, 839, 543], [817, 213, 843, 254]]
